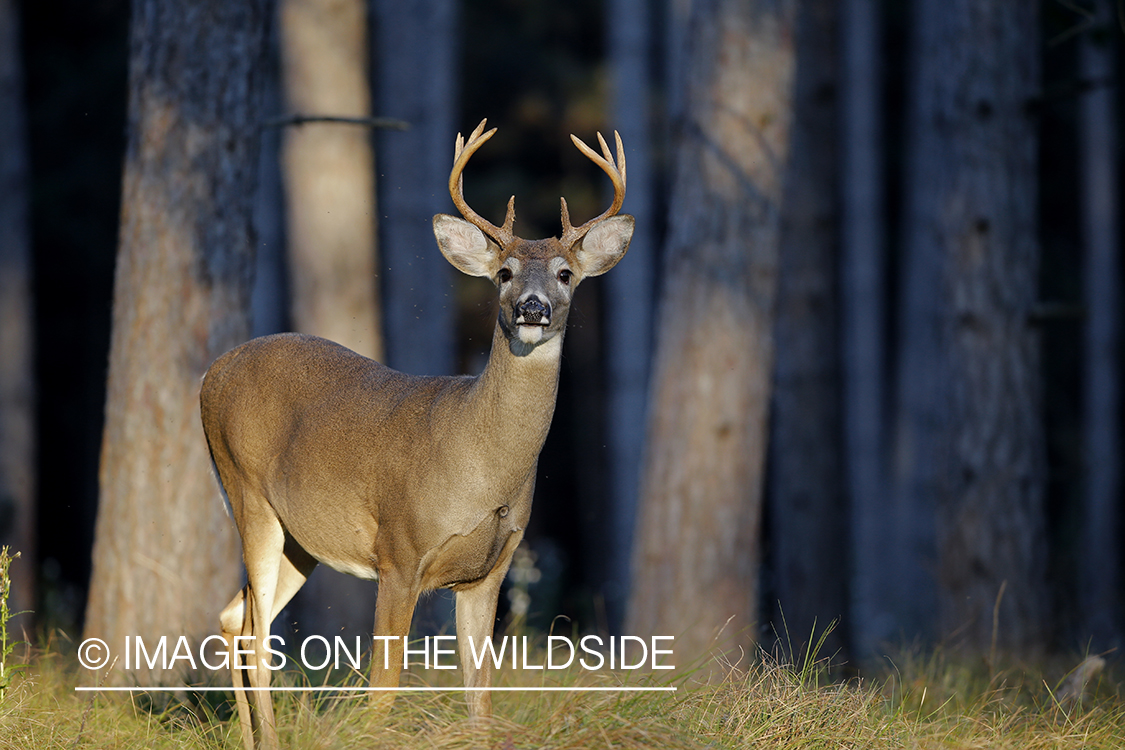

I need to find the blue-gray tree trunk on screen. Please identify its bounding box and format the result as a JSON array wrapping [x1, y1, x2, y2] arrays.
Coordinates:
[[839, 0, 892, 660], [373, 0, 457, 379], [372, 0, 459, 635], [603, 0, 656, 632], [1078, 2, 1120, 650], [897, 0, 1045, 653], [768, 0, 846, 660]]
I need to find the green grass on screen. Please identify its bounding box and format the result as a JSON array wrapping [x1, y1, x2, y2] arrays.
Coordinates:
[[1, 636, 1122, 749]]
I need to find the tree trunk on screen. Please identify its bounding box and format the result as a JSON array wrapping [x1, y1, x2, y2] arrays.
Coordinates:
[[83, 0, 270, 683], [627, 0, 796, 665], [839, 0, 891, 660], [897, 0, 1045, 653], [603, 0, 656, 631], [0, 0, 35, 619], [251, 28, 287, 340], [1078, 3, 1120, 648], [373, 0, 457, 378], [279, 0, 382, 360], [768, 0, 845, 659], [277, 0, 382, 638], [371, 0, 459, 636]]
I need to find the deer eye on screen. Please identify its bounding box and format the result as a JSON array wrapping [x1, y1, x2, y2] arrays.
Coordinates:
[[557, 269, 572, 285], [498, 268, 513, 284]]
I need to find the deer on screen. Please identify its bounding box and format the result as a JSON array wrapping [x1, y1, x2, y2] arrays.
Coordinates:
[[200, 119, 633, 750]]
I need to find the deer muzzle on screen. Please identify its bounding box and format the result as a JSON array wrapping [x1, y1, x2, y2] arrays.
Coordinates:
[[513, 296, 551, 345], [515, 296, 550, 326]]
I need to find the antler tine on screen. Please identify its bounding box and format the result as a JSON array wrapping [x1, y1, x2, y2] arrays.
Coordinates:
[[559, 130, 627, 248], [449, 118, 517, 247]]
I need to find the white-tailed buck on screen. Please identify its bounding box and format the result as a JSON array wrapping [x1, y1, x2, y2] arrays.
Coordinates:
[[201, 119, 632, 750]]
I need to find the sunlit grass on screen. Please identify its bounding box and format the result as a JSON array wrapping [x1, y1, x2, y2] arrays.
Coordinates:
[[1, 634, 1122, 749]]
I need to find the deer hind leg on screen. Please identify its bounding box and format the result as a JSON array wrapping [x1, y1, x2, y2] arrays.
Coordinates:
[[217, 490, 297, 750], [368, 569, 422, 715], [268, 536, 318, 626], [220, 586, 255, 750], [221, 536, 316, 750]]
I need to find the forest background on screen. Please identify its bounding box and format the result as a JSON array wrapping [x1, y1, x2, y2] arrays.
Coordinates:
[[0, 0, 1122, 683]]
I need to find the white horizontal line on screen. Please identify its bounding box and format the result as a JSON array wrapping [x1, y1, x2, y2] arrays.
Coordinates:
[[75, 686, 676, 693]]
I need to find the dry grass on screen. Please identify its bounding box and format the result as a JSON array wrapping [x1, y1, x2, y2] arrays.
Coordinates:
[[0, 637, 1121, 749]]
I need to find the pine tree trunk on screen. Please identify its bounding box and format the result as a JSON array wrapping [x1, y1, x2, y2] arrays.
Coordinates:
[[603, 0, 656, 630], [0, 0, 35, 619], [1078, 3, 1120, 648], [768, 0, 846, 658], [839, 0, 891, 660], [374, 0, 457, 377], [627, 0, 797, 665], [84, 0, 270, 683], [250, 37, 287, 339], [372, 0, 459, 636], [898, 0, 1045, 653], [279, 0, 382, 361], [277, 0, 382, 638]]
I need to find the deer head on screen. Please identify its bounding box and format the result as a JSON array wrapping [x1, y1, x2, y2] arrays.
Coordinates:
[[433, 119, 634, 355]]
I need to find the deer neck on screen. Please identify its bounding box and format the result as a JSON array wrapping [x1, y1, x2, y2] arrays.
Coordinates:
[[466, 321, 564, 463]]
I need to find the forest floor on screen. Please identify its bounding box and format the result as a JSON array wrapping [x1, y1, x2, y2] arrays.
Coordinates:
[[1, 632, 1122, 749]]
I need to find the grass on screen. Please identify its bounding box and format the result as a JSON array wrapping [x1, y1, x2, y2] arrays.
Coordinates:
[[0, 634, 1122, 749]]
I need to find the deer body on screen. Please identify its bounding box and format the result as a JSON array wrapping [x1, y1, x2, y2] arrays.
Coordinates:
[[203, 327, 552, 590], [202, 121, 632, 750]]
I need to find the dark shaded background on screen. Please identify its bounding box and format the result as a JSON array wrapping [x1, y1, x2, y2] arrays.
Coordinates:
[[16, 0, 1124, 652]]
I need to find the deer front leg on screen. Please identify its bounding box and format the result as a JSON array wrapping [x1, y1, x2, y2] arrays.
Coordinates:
[[455, 533, 522, 718], [368, 570, 421, 715]]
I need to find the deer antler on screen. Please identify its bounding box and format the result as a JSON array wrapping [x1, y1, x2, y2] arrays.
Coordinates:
[[559, 130, 627, 249], [449, 119, 517, 247]]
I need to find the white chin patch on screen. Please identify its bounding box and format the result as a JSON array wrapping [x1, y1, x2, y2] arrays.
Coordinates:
[[518, 325, 545, 345]]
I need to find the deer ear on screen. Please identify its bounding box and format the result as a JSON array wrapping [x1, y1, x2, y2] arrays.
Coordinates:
[[433, 214, 501, 277], [574, 214, 634, 277]]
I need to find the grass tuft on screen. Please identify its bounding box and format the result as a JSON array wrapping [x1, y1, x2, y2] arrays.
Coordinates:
[[0, 547, 29, 704]]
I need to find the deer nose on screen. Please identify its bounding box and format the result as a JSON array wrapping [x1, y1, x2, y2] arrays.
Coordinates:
[[515, 296, 550, 325]]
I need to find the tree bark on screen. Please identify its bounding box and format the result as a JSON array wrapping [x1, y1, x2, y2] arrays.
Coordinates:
[[0, 0, 35, 619], [250, 30, 287, 340], [84, 0, 270, 682], [897, 0, 1045, 653], [839, 0, 891, 660], [1078, 3, 1120, 648], [627, 0, 797, 665], [371, 0, 459, 636], [276, 0, 382, 639], [279, 0, 382, 361], [768, 0, 846, 659], [373, 0, 457, 378], [603, 0, 656, 630]]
